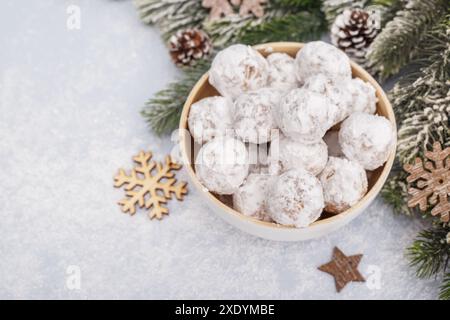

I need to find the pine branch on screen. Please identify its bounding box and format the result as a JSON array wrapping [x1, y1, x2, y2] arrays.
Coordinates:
[[367, 0, 448, 79], [440, 273, 450, 300], [134, 0, 208, 40], [370, 0, 405, 23], [397, 105, 450, 164], [141, 59, 212, 135], [271, 0, 323, 10], [237, 11, 327, 45], [407, 225, 450, 279], [390, 15, 450, 163], [204, 14, 264, 48], [205, 0, 321, 48]]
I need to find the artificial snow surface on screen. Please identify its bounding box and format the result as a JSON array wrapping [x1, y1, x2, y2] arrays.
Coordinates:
[[0, 0, 441, 299]]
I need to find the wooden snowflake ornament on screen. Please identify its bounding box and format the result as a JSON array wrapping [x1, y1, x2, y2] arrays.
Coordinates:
[[404, 142, 450, 222], [202, 0, 266, 20], [235, 0, 266, 18], [202, 0, 234, 20], [114, 151, 188, 220]]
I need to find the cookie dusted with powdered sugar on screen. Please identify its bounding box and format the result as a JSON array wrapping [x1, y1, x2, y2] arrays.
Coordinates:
[[266, 52, 299, 90], [339, 113, 396, 170], [266, 169, 324, 228], [188, 96, 233, 144], [346, 78, 377, 114], [233, 88, 281, 144], [209, 44, 269, 99], [233, 173, 272, 221], [303, 74, 352, 125], [275, 88, 337, 144], [319, 157, 368, 214], [195, 136, 249, 195], [268, 134, 328, 176], [295, 41, 352, 84]]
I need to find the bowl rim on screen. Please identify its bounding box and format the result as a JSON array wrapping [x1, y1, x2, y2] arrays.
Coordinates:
[[178, 41, 397, 230]]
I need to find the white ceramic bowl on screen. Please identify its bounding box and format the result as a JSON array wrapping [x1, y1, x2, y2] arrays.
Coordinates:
[[179, 42, 396, 241]]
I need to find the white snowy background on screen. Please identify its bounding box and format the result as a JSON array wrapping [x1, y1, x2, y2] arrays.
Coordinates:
[[0, 0, 441, 299]]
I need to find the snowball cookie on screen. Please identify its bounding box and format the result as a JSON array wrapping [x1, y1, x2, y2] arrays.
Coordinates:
[[323, 130, 344, 158], [303, 74, 352, 125], [233, 88, 281, 144], [339, 113, 396, 170], [195, 136, 249, 194], [275, 88, 337, 143], [247, 143, 269, 174], [267, 168, 324, 228], [268, 135, 328, 176], [347, 78, 377, 114], [233, 173, 271, 220], [266, 52, 299, 90], [188, 96, 233, 144], [319, 157, 368, 214], [209, 44, 269, 99], [295, 41, 352, 84]]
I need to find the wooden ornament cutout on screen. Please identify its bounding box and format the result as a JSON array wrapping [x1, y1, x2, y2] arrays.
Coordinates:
[[318, 247, 365, 292], [235, 0, 266, 18], [403, 142, 450, 222], [202, 0, 234, 20], [114, 151, 188, 220], [202, 0, 266, 20]]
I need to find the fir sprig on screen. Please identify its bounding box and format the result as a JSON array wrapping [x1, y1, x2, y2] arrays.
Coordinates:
[[238, 11, 326, 45], [273, 0, 321, 8], [204, 14, 264, 48], [440, 273, 450, 300], [141, 59, 211, 135], [205, 0, 323, 47], [367, 0, 448, 79], [134, 0, 208, 40], [390, 15, 450, 163], [407, 225, 450, 279]]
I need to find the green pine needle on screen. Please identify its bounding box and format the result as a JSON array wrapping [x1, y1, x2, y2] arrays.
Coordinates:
[[237, 11, 326, 45], [407, 225, 450, 279], [141, 59, 211, 135], [367, 0, 448, 79], [439, 273, 450, 300], [272, 0, 322, 10], [134, 0, 208, 40], [389, 14, 450, 164]]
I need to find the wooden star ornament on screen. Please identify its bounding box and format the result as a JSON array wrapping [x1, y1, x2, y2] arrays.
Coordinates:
[[318, 247, 365, 292]]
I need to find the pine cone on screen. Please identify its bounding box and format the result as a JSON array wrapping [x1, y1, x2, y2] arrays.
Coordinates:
[[331, 8, 380, 64], [168, 29, 212, 66]]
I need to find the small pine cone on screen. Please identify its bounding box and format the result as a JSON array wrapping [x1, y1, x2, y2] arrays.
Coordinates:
[[331, 8, 380, 64], [168, 28, 212, 66]]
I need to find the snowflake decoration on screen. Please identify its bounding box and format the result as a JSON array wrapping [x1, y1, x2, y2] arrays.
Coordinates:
[[202, 0, 266, 20], [404, 142, 450, 222], [114, 151, 188, 220]]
